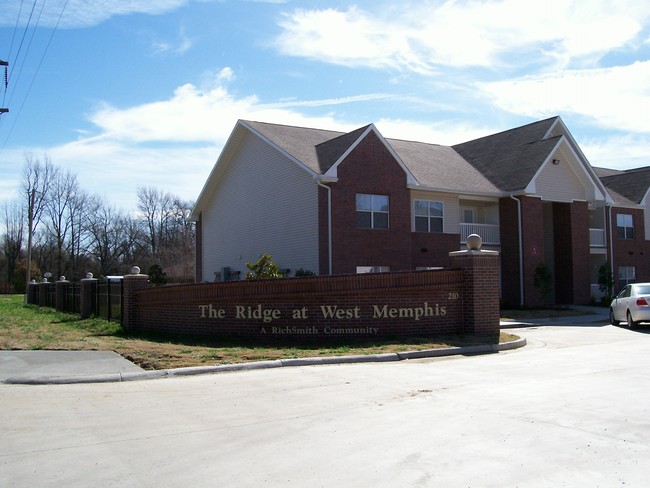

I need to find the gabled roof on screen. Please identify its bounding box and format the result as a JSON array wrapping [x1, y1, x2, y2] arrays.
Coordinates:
[[600, 167, 650, 205], [192, 116, 616, 220], [452, 117, 561, 191]]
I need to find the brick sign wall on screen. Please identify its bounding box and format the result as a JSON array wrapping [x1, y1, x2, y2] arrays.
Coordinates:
[[122, 249, 500, 340]]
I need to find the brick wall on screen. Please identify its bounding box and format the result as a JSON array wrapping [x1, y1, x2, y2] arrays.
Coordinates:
[[125, 249, 501, 341], [611, 207, 650, 290], [499, 196, 522, 307], [553, 201, 590, 304], [328, 131, 413, 274]]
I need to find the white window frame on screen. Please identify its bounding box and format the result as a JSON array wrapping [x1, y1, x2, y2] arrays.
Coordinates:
[[356, 194, 389, 229], [413, 200, 444, 233], [617, 213, 635, 239]]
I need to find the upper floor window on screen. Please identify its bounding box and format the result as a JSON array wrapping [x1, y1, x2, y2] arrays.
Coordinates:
[[617, 214, 635, 239], [356, 194, 389, 229], [414, 200, 443, 232]]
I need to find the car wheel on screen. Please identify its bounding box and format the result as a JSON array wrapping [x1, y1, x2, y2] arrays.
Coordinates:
[[627, 310, 638, 329], [610, 309, 620, 326]]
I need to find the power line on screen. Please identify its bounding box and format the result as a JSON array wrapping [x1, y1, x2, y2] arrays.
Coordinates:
[[0, 0, 70, 154]]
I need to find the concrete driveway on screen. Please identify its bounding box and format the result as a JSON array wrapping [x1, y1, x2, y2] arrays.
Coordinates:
[[2, 323, 649, 487]]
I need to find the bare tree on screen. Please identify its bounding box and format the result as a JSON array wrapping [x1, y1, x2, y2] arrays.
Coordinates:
[[23, 154, 56, 291], [2, 200, 24, 284], [86, 197, 130, 277], [137, 186, 173, 258], [44, 169, 79, 278]]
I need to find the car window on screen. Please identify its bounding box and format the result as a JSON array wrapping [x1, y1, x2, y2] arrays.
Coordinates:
[[618, 286, 630, 298], [635, 285, 650, 295]]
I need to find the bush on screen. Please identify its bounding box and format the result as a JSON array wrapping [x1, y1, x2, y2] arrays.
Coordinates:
[[246, 253, 283, 280]]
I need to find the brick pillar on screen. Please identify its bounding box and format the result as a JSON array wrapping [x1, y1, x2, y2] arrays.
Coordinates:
[[449, 234, 500, 336], [55, 277, 68, 312], [80, 273, 98, 319], [27, 280, 37, 304], [122, 266, 149, 331]]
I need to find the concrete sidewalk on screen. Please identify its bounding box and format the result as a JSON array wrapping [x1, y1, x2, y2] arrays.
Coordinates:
[[1, 306, 611, 385], [500, 305, 611, 328]]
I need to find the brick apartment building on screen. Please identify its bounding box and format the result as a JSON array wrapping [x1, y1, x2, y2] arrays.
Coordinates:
[[191, 117, 650, 308]]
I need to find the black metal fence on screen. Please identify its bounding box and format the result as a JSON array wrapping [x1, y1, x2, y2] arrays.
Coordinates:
[[97, 279, 123, 323], [27, 278, 123, 325]]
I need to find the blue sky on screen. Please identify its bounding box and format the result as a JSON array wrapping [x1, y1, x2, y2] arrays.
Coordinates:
[[1, 0, 649, 211]]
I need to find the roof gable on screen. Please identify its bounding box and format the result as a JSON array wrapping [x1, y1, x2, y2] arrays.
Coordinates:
[[321, 124, 418, 185]]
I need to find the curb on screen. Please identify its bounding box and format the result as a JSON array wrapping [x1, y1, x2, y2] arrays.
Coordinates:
[[3, 337, 527, 385]]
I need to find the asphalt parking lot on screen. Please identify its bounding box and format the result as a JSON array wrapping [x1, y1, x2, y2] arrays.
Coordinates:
[[2, 322, 650, 487]]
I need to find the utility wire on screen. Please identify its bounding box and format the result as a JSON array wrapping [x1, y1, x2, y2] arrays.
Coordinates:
[[0, 0, 70, 154]]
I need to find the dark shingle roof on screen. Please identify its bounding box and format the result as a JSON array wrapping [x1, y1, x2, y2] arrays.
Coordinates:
[[452, 117, 560, 191], [315, 125, 372, 172], [600, 167, 650, 204], [243, 117, 578, 195], [244, 120, 344, 174], [386, 138, 500, 193]]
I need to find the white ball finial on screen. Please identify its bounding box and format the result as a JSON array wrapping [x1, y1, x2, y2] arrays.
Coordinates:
[[466, 234, 482, 251], [86, 272, 94, 279], [131, 266, 141, 275]]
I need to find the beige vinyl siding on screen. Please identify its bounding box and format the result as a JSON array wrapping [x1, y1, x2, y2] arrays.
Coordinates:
[[201, 131, 319, 280], [410, 190, 459, 233], [534, 152, 586, 202]]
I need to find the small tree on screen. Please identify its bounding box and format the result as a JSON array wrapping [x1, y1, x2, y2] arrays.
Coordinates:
[[246, 252, 282, 280], [533, 263, 553, 305], [598, 263, 614, 305], [148, 264, 167, 286], [12, 258, 41, 294]]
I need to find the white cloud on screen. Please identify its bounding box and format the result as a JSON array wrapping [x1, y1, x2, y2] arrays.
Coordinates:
[[477, 61, 650, 134], [582, 134, 650, 170], [0, 0, 188, 28], [274, 1, 650, 72], [152, 26, 193, 55], [0, 68, 398, 210]]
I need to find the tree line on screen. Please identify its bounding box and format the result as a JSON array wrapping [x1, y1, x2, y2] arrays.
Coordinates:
[[1, 155, 195, 292]]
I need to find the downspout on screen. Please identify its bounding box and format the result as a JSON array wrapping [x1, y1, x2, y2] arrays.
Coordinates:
[[317, 180, 333, 275], [510, 195, 525, 307]]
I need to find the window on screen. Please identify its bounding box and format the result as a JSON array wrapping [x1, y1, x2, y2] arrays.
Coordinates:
[[617, 213, 635, 239], [356, 194, 389, 229], [618, 266, 636, 289], [414, 200, 443, 232], [461, 208, 476, 224], [356, 266, 390, 273]]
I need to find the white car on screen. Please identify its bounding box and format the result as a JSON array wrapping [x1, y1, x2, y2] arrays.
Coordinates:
[[610, 283, 650, 329]]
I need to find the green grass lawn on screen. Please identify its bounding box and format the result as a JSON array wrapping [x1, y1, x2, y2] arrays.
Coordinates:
[[1, 294, 519, 370]]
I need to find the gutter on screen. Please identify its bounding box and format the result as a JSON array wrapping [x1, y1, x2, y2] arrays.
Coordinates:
[[510, 195, 525, 307]]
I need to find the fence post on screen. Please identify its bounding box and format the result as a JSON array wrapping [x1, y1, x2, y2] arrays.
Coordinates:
[[449, 234, 500, 336], [80, 273, 98, 319], [122, 266, 149, 331], [55, 276, 68, 312]]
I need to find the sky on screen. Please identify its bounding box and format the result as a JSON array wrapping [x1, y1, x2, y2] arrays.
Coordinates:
[[0, 0, 649, 212]]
